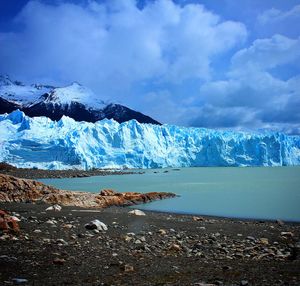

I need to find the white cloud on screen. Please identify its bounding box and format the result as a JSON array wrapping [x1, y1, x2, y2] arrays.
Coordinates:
[[258, 4, 300, 24], [231, 34, 300, 71], [194, 34, 300, 133], [0, 0, 247, 100]]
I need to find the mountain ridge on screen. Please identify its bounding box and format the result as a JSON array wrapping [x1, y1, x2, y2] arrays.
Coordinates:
[[0, 75, 161, 125]]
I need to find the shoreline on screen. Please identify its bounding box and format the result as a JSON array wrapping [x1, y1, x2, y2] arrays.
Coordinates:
[[2, 163, 299, 181], [1, 202, 299, 285], [1, 163, 299, 223], [0, 162, 143, 179], [134, 208, 300, 224]]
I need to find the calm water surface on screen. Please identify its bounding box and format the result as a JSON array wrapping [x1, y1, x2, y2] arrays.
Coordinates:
[[40, 167, 300, 222]]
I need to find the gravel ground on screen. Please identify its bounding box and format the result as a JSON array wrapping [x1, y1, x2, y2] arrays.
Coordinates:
[[1, 202, 299, 286]]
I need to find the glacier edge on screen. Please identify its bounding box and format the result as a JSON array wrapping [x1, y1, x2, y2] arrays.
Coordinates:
[[0, 110, 300, 170]]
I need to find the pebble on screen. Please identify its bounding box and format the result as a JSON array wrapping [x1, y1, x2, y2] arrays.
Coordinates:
[[222, 265, 232, 271], [45, 204, 62, 211], [128, 209, 146, 216], [56, 238, 69, 246], [259, 238, 269, 245], [169, 244, 181, 251], [193, 216, 204, 221], [53, 258, 66, 265], [45, 219, 56, 225], [281, 231, 294, 238], [0, 234, 11, 241], [10, 216, 21, 222], [122, 264, 134, 272], [62, 223, 73, 229], [85, 220, 108, 231], [158, 229, 167, 235], [0, 255, 18, 262], [12, 278, 28, 285], [240, 280, 249, 286], [276, 219, 284, 226], [124, 235, 133, 242]]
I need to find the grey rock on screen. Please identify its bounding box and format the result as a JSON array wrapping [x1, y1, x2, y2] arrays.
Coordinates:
[[12, 278, 28, 285], [0, 255, 17, 263], [276, 219, 284, 226], [85, 220, 108, 231], [222, 265, 232, 271], [56, 238, 69, 246]]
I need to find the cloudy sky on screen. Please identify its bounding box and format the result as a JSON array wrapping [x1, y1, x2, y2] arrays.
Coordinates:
[[0, 0, 300, 133]]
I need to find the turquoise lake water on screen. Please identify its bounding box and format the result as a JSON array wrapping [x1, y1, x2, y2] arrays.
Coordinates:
[[40, 167, 300, 222]]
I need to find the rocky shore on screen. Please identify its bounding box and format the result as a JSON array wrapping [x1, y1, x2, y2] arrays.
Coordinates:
[[0, 203, 299, 286], [0, 162, 141, 179], [0, 174, 175, 208]]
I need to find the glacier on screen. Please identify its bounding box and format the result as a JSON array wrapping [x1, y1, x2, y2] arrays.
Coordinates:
[[0, 110, 300, 170]]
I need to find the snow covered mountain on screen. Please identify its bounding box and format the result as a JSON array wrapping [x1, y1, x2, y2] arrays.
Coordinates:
[[1, 110, 299, 170], [0, 75, 160, 124]]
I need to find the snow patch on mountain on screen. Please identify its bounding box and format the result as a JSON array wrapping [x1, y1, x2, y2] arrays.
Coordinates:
[[44, 82, 107, 109], [0, 75, 105, 108], [0, 110, 299, 170], [0, 75, 53, 106]]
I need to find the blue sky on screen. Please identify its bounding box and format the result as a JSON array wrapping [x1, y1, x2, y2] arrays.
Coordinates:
[[0, 0, 300, 133]]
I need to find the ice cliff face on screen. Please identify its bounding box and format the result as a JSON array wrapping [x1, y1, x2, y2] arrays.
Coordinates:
[[0, 110, 300, 170]]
